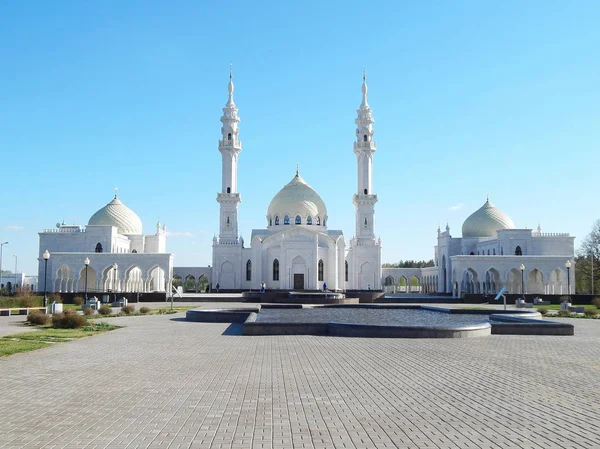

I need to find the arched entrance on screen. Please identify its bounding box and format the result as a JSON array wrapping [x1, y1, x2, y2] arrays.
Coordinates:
[[292, 255, 307, 290]]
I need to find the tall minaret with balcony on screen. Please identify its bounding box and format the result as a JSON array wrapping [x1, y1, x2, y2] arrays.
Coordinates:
[[216, 68, 242, 244], [353, 71, 378, 241]]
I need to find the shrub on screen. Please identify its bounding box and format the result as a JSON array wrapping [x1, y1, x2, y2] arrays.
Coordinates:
[[98, 305, 112, 316], [15, 287, 32, 298], [49, 293, 62, 303], [19, 296, 37, 308], [139, 306, 151, 314], [537, 307, 548, 316], [592, 297, 600, 308], [52, 310, 87, 328], [583, 308, 598, 317], [73, 296, 84, 306], [83, 307, 94, 316], [27, 310, 50, 325], [121, 305, 135, 314], [557, 310, 571, 317]]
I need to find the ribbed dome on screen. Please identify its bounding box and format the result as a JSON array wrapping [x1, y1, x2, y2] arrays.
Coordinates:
[[267, 172, 327, 226], [462, 199, 515, 238], [88, 196, 143, 235]]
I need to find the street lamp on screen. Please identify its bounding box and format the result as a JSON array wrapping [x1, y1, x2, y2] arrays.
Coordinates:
[[565, 260, 572, 300], [43, 250, 50, 307], [84, 257, 90, 300], [0, 241, 8, 293], [519, 264, 525, 298], [113, 264, 118, 302]]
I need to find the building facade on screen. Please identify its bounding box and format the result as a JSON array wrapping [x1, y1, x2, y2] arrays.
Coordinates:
[[209, 70, 381, 290], [382, 199, 575, 297], [38, 194, 173, 295]]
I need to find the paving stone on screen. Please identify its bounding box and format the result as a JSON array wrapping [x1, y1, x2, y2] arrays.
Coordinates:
[[0, 310, 599, 449]]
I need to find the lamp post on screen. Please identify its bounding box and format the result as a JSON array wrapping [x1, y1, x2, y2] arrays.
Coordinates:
[[113, 264, 118, 302], [565, 260, 572, 300], [84, 257, 90, 300], [0, 241, 8, 293], [519, 263, 525, 298], [43, 250, 50, 307]]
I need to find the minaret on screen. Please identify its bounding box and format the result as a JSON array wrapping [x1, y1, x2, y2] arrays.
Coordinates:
[[216, 66, 242, 243], [353, 71, 377, 240]]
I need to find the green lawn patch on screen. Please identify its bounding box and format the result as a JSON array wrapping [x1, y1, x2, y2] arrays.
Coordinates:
[[88, 306, 194, 319], [539, 304, 597, 311], [1, 322, 119, 356], [0, 340, 51, 356]]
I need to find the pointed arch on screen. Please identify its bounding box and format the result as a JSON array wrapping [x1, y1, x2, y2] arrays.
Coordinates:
[[318, 259, 324, 281], [273, 259, 279, 281], [515, 245, 522, 256], [246, 259, 252, 281], [345, 260, 348, 282], [284, 215, 290, 225]]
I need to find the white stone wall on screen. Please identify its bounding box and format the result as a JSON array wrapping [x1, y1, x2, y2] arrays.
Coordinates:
[[37, 252, 173, 293]]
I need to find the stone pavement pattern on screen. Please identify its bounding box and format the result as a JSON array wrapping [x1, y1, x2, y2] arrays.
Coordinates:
[[1, 312, 599, 449]]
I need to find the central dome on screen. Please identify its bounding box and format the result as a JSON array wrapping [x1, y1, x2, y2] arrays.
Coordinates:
[[88, 195, 143, 235], [267, 172, 327, 226], [462, 199, 515, 238]]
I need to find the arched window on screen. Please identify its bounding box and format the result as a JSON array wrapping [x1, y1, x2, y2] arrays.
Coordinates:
[[226, 216, 230, 227], [95, 243, 103, 253], [345, 261, 348, 282], [515, 246, 522, 256], [501, 247, 504, 255], [318, 259, 324, 281], [246, 260, 252, 281], [132, 249, 137, 254], [275, 216, 279, 225], [227, 133, 232, 141], [323, 219, 326, 226], [364, 218, 368, 228], [469, 252, 475, 255], [295, 215, 301, 225], [316, 216, 321, 225], [363, 134, 368, 142], [226, 187, 231, 193], [493, 248, 496, 255], [307, 216, 312, 225], [284, 215, 290, 225], [364, 188, 368, 194], [273, 259, 279, 281], [487, 249, 490, 255], [269, 217, 272, 226]]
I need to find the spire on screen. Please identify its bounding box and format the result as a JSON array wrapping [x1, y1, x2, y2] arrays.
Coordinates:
[[227, 64, 235, 106], [361, 69, 369, 107], [114, 187, 118, 199], [296, 161, 299, 177]]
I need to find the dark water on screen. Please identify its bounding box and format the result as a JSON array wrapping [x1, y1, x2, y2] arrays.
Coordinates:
[[255, 308, 492, 327]]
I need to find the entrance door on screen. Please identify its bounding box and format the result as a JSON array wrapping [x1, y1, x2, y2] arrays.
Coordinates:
[[294, 274, 304, 290]]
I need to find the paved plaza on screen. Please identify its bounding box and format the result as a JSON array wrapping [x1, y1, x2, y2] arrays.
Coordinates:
[[1, 304, 599, 449]]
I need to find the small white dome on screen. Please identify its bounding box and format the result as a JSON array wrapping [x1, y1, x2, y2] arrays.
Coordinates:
[[267, 172, 327, 226], [462, 199, 515, 238], [88, 195, 143, 235]]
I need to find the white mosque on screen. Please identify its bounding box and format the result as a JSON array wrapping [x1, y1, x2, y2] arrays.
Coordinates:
[[38, 71, 576, 298], [37, 194, 173, 295], [206, 70, 381, 291]]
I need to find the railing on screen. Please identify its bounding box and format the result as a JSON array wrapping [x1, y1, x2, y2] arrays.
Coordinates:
[[42, 227, 84, 233], [532, 232, 570, 237]]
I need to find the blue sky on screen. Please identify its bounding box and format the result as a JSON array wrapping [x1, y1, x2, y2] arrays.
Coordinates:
[[1, 1, 599, 275]]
